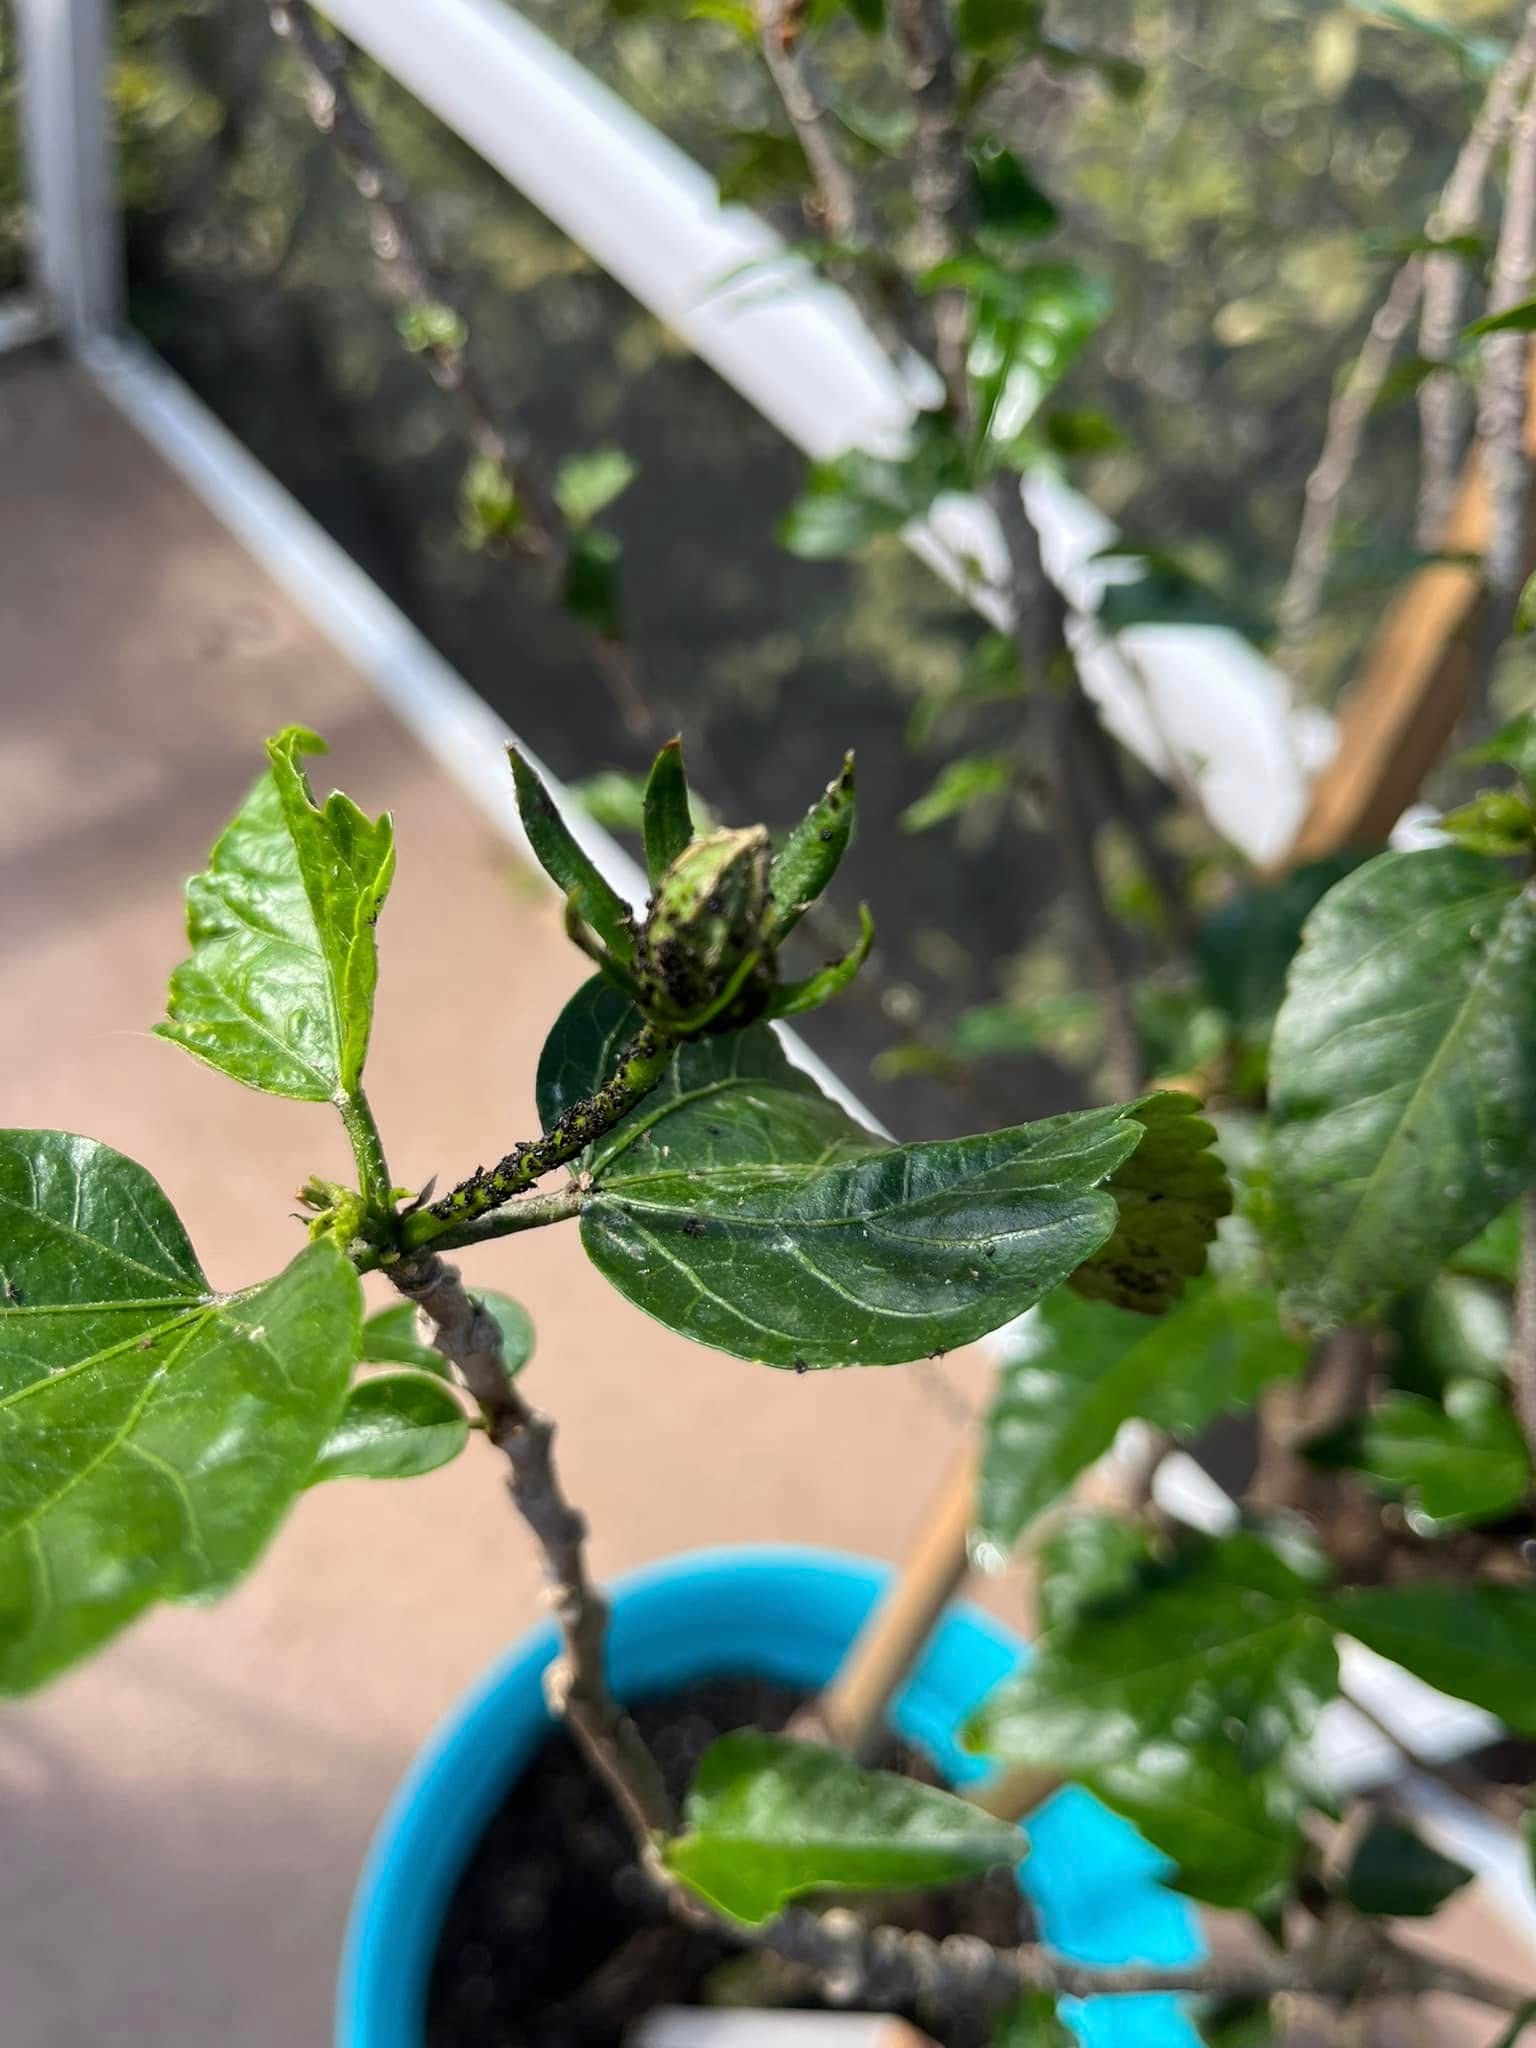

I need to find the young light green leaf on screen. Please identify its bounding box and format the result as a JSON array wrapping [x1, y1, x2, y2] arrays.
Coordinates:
[[662, 1731, 1025, 1925], [509, 746, 638, 964], [157, 727, 395, 1103], [1329, 1584, 1536, 1729], [310, 1370, 469, 1483], [1466, 297, 1536, 340], [1067, 1091, 1232, 1314], [1342, 1814, 1473, 1918], [900, 753, 1014, 832], [779, 417, 970, 560], [966, 1534, 1337, 1907], [1268, 849, 1536, 1330], [552, 447, 637, 529], [360, 1290, 533, 1380], [643, 739, 695, 886], [0, 1131, 361, 1691], [977, 1280, 1304, 1558], [536, 978, 1163, 1369], [1354, 1384, 1530, 1525], [768, 753, 856, 938]]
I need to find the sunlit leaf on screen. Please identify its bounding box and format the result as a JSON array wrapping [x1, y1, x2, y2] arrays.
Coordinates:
[[663, 1731, 1025, 1925], [310, 1370, 469, 1483], [643, 739, 695, 885], [553, 446, 637, 528], [157, 727, 394, 1104], [0, 1131, 360, 1691], [768, 753, 856, 938], [900, 752, 1014, 831], [510, 747, 638, 964]]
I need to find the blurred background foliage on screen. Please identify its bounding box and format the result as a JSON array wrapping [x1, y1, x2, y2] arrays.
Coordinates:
[[8, 0, 1523, 1123]]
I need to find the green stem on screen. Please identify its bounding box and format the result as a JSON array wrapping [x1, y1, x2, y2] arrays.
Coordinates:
[[340, 1087, 393, 1217], [406, 1025, 674, 1246], [395, 1183, 586, 1260]]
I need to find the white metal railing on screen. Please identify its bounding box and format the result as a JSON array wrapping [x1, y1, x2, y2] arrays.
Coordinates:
[[10, 0, 1534, 1949]]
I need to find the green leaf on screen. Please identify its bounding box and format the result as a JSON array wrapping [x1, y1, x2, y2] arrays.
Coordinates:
[[768, 753, 856, 938], [717, 127, 809, 206], [158, 727, 395, 1104], [1464, 711, 1536, 792], [991, 1993, 1073, 2047], [900, 752, 1014, 831], [1036, 1512, 1153, 1631], [510, 746, 638, 964], [1392, 1275, 1512, 1390], [1439, 789, 1536, 859], [1330, 1584, 1536, 1728], [1490, 1997, 1536, 2048], [769, 902, 875, 1017], [310, 1370, 469, 1483], [643, 739, 695, 886], [360, 1291, 533, 1379], [537, 978, 1162, 1369], [1354, 1383, 1530, 1525], [780, 414, 970, 560], [1518, 575, 1536, 637], [976, 1280, 1304, 1557], [1466, 297, 1536, 340], [1342, 1814, 1473, 1917], [1096, 545, 1267, 639], [956, 0, 1041, 53], [552, 446, 637, 529], [1067, 1091, 1232, 1314], [1449, 1207, 1523, 1284], [662, 1730, 1025, 1925], [0, 1131, 360, 1691], [960, 262, 1112, 457], [1268, 849, 1536, 1330], [966, 1534, 1337, 1907], [564, 525, 625, 637], [949, 996, 1101, 1060], [972, 140, 1058, 244]]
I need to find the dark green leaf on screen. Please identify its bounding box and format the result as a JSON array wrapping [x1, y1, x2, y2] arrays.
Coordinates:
[[510, 746, 638, 965], [1096, 545, 1267, 639], [310, 1370, 469, 1483], [839, 0, 885, 29], [900, 752, 1014, 831], [0, 1131, 360, 1691], [537, 978, 1160, 1369], [1067, 1091, 1232, 1314], [972, 140, 1058, 244], [1355, 1383, 1529, 1524], [717, 128, 809, 206], [552, 447, 636, 528], [991, 1993, 1073, 2047], [643, 739, 696, 885], [1037, 34, 1144, 97], [158, 726, 395, 1104], [564, 526, 625, 637], [1041, 408, 1125, 458], [1268, 848, 1536, 1330], [960, 262, 1112, 457], [977, 1280, 1304, 1556], [966, 1534, 1336, 1906], [1329, 1584, 1536, 1728], [662, 1730, 1025, 1925], [956, 0, 1040, 52], [1466, 297, 1536, 339], [1196, 857, 1366, 1047], [768, 753, 856, 938], [1489, 1997, 1536, 2048], [1449, 1206, 1523, 1284], [1392, 1275, 1512, 1391], [1342, 1814, 1473, 1917]]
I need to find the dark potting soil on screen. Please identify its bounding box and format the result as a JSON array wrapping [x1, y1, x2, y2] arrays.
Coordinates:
[[426, 1678, 1034, 2048]]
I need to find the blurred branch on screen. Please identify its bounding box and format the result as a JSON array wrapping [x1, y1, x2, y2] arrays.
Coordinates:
[[1277, 257, 1425, 675], [1475, 71, 1536, 636], [266, 0, 654, 736], [890, 0, 974, 414], [1418, 6, 1536, 548]]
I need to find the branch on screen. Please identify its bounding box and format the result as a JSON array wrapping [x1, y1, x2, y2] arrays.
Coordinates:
[[1419, 6, 1536, 548], [890, 0, 975, 412], [390, 1251, 676, 1842], [267, 0, 653, 736], [1476, 70, 1536, 634], [1276, 257, 1425, 674], [408, 1024, 673, 1242], [1512, 1190, 1536, 1466]]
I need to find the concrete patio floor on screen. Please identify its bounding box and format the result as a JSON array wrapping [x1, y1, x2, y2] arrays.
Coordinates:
[[0, 350, 1530, 2048]]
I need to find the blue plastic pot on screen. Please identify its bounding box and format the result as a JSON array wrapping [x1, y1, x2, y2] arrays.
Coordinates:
[[339, 1545, 1203, 2048]]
